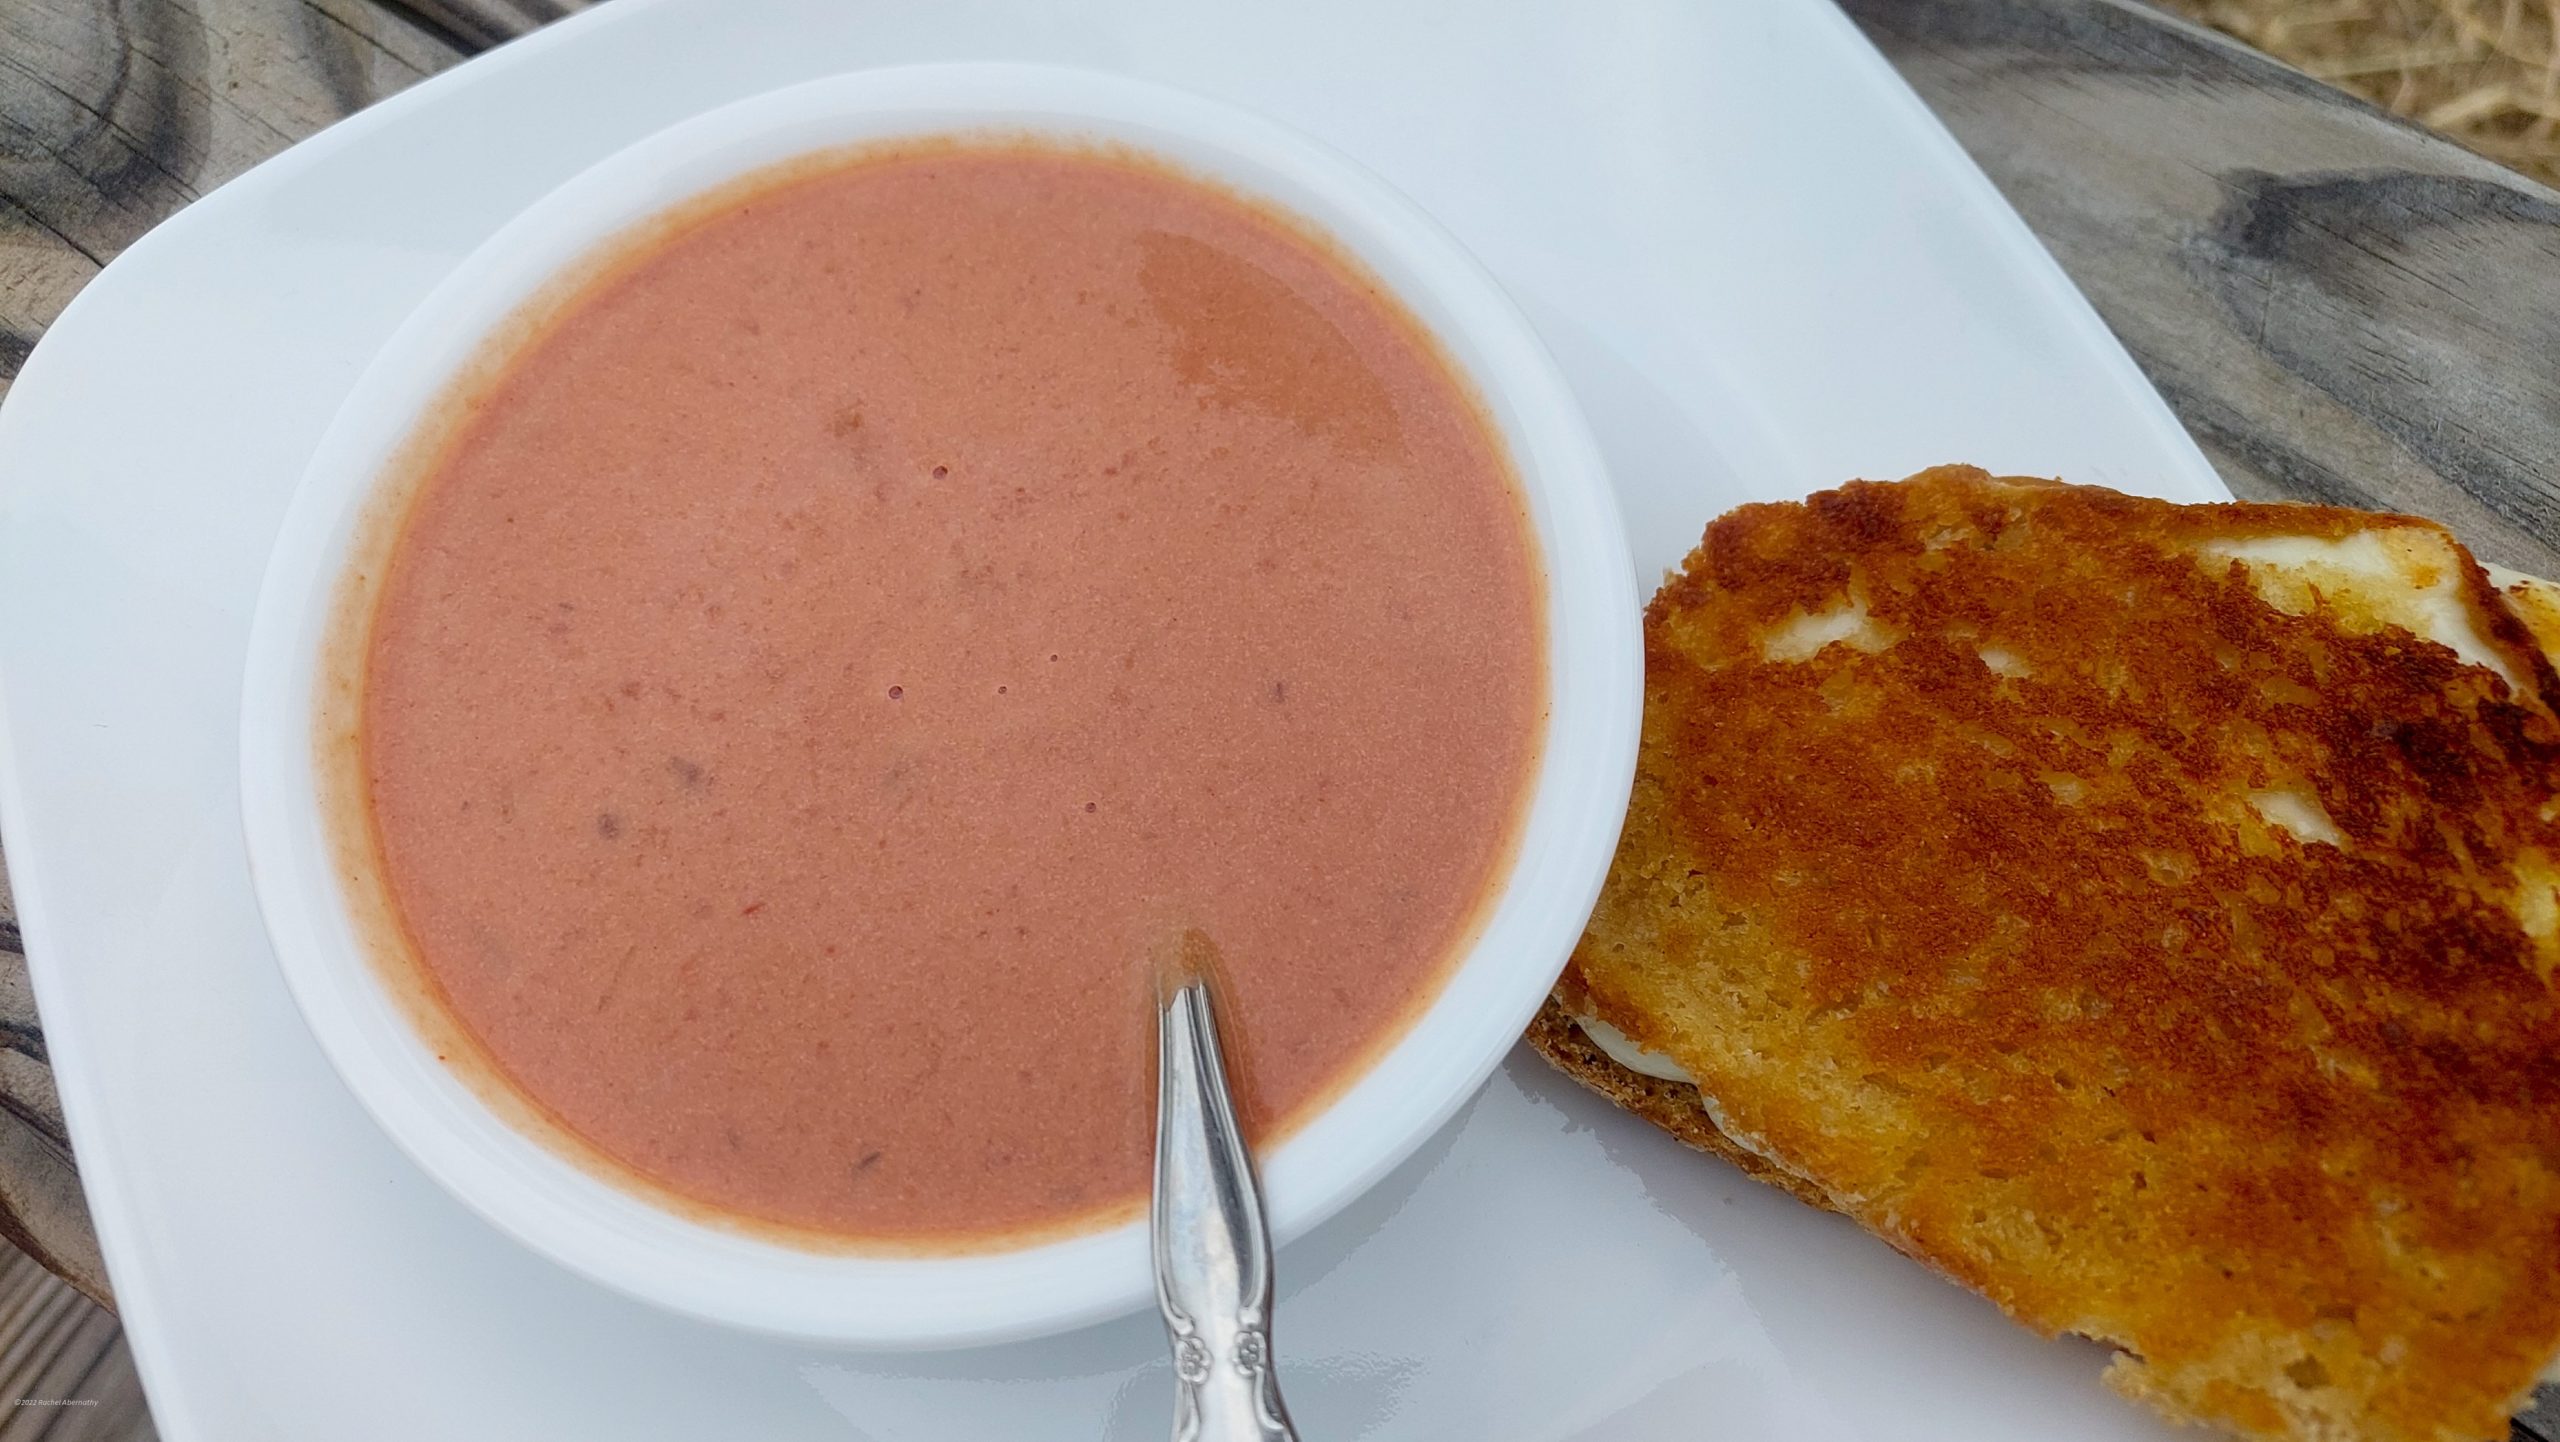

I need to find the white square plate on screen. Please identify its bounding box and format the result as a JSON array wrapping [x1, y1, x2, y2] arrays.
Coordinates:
[[0, 0, 2225, 1436]]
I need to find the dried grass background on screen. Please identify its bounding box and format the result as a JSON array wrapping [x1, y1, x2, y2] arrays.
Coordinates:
[[2161, 0, 2560, 185]]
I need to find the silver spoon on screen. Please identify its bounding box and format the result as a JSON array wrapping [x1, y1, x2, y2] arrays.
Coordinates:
[[1152, 931, 1300, 1442]]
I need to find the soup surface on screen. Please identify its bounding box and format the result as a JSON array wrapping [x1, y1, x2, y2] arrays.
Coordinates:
[[362, 142, 1544, 1242]]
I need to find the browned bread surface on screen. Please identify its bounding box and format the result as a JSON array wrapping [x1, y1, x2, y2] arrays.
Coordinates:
[[1522, 996, 1841, 1214], [1553, 466, 2560, 1442]]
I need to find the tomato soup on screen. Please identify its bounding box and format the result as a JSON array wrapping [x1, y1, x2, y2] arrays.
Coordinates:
[[359, 142, 1544, 1244]]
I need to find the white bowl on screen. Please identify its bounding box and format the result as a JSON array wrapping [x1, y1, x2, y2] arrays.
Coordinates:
[[239, 62, 1637, 1349]]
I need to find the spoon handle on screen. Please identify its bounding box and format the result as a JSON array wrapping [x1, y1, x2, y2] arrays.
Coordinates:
[[1154, 973, 1299, 1442]]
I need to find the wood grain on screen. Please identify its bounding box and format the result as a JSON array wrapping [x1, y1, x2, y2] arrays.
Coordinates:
[[0, 1250, 147, 1442], [0, 0, 470, 393], [0, 867, 100, 1312], [3, 0, 2560, 1437], [1846, 0, 2560, 579]]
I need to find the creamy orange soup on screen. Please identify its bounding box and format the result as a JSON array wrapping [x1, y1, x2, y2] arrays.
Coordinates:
[[361, 142, 1543, 1244]]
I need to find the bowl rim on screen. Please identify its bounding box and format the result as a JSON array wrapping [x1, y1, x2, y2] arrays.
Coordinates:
[[238, 59, 1639, 1349]]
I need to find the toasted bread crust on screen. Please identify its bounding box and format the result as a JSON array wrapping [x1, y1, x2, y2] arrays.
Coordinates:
[[1545, 467, 2560, 1442], [1522, 995, 1841, 1214]]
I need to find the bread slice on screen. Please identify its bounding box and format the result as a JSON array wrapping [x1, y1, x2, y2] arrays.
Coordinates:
[[1536, 466, 2560, 1442]]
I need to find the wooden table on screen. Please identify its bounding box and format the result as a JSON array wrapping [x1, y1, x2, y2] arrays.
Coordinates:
[[1, 0, 2556, 1435]]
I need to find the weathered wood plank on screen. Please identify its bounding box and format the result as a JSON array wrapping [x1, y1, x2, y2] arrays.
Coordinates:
[[1845, 0, 2560, 579], [0, 817, 106, 1321], [370, 0, 574, 54], [0, 889, 96, 1327], [0, 1249, 149, 1442], [0, 0, 472, 396]]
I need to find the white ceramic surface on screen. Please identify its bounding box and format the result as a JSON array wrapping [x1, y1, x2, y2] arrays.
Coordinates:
[[0, 0, 2227, 1436], [238, 61, 1639, 1349]]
